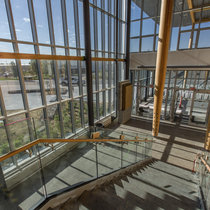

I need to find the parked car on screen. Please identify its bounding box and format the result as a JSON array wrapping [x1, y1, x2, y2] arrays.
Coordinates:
[[60, 76, 86, 86]]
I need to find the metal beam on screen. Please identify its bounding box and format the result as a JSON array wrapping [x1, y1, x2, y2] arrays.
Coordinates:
[[115, 0, 119, 118], [83, 0, 94, 127], [205, 110, 210, 150], [152, 0, 174, 136], [195, 18, 210, 24], [125, 0, 131, 80]]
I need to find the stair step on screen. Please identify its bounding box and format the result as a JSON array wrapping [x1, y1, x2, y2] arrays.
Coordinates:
[[47, 160, 201, 210]]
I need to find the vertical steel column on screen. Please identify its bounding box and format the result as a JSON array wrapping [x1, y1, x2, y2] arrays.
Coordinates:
[[176, 0, 184, 50], [115, 0, 119, 117], [61, 0, 76, 133], [189, 90, 196, 123], [170, 71, 178, 121], [108, 0, 112, 114], [93, 0, 100, 120], [136, 71, 141, 115], [204, 71, 209, 90], [145, 70, 149, 101], [164, 70, 171, 119], [101, 0, 106, 117], [205, 111, 210, 151], [46, 0, 64, 137], [195, 1, 204, 49], [5, 0, 34, 142], [151, 70, 155, 96], [27, 0, 50, 137], [83, 0, 94, 127], [206, 99, 210, 125], [125, 0, 131, 80], [152, 0, 174, 136], [183, 70, 188, 89]]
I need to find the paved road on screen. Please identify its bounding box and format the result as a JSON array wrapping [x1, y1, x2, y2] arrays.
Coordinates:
[[0, 80, 113, 110]]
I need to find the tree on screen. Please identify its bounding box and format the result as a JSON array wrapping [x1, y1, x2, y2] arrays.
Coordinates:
[[10, 61, 18, 78], [29, 60, 37, 74]]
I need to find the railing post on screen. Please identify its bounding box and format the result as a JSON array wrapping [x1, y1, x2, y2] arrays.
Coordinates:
[[135, 141, 138, 163], [121, 142, 123, 168], [205, 113, 210, 151], [95, 142, 99, 177], [36, 144, 47, 198]]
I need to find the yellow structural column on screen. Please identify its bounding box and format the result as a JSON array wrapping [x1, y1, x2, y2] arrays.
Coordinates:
[[152, 0, 174, 136], [205, 113, 210, 151]]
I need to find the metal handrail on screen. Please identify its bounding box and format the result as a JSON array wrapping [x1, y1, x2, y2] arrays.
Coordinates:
[[200, 157, 210, 173], [0, 137, 153, 162], [193, 153, 210, 173]]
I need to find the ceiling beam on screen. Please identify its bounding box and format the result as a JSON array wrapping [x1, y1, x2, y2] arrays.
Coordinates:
[[195, 18, 210, 24], [193, 3, 210, 13]]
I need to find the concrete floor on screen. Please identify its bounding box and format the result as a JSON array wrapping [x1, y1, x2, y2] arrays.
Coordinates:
[[0, 118, 206, 209], [118, 117, 205, 171]]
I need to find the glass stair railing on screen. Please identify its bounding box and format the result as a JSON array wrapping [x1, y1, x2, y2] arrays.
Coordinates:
[[0, 126, 153, 210], [194, 150, 210, 210]]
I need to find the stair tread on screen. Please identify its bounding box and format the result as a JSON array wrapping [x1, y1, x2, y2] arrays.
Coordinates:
[[58, 160, 201, 210]]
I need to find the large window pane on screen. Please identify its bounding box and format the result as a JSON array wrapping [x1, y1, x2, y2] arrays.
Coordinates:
[[130, 21, 140, 37], [71, 61, 80, 98], [57, 60, 69, 100], [105, 14, 108, 52], [198, 30, 210, 48], [74, 99, 82, 130], [98, 11, 102, 50], [130, 38, 139, 52], [0, 1, 11, 39], [41, 60, 57, 104], [142, 19, 155, 36], [170, 27, 179, 51], [11, 0, 33, 42], [62, 101, 73, 137], [0, 121, 10, 156], [141, 36, 153, 52], [22, 59, 42, 109], [78, 0, 84, 49], [0, 42, 13, 52], [8, 114, 30, 150], [51, 0, 64, 46], [66, 0, 76, 48], [131, 0, 141, 20], [179, 32, 191, 49], [47, 104, 61, 138], [31, 109, 47, 139], [18, 44, 34, 54], [33, 0, 50, 44], [0, 60, 24, 113]]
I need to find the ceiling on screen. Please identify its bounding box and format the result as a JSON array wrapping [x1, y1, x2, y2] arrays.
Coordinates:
[[133, 0, 210, 27]]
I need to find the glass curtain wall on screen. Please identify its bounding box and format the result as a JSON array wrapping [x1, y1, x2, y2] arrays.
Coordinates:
[[89, 0, 127, 121], [0, 0, 127, 170]]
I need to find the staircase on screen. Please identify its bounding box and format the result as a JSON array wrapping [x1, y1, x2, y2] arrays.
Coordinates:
[[42, 160, 201, 210]]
